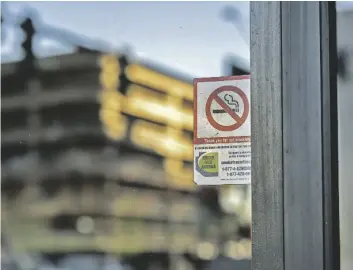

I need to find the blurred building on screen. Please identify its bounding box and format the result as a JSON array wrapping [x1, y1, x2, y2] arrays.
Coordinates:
[[1, 12, 251, 270]]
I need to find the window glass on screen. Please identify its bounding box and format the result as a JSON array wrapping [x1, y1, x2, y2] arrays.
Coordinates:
[[1, 2, 251, 270], [337, 3, 353, 270]]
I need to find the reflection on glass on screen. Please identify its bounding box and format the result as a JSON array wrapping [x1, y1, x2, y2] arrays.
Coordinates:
[[99, 54, 121, 90], [337, 7, 353, 270], [125, 84, 193, 131], [1, 2, 251, 270], [126, 64, 194, 100], [99, 107, 128, 141], [130, 120, 193, 161]]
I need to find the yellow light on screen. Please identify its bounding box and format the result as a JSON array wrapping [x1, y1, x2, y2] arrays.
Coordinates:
[[166, 94, 183, 123], [124, 84, 193, 131], [159, 132, 193, 160], [99, 54, 120, 69], [164, 158, 183, 173], [103, 125, 127, 141], [164, 159, 195, 190], [99, 90, 123, 111], [99, 108, 128, 140], [99, 54, 120, 90], [99, 72, 120, 90], [130, 120, 193, 161], [100, 108, 119, 125], [126, 64, 193, 101], [161, 136, 189, 157], [130, 120, 162, 150]]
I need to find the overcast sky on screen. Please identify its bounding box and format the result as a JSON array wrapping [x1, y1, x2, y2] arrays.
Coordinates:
[[1, 1, 250, 78], [1, 2, 353, 78]]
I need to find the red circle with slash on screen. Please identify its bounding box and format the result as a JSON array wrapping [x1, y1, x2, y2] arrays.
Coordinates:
[[205, 85, 249, 132]]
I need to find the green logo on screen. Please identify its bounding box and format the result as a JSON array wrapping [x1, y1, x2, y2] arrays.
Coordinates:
[[196, 152, 219, 177]]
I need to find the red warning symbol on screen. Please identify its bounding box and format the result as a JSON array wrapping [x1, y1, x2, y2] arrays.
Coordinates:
[[205, 85, 249, 132]]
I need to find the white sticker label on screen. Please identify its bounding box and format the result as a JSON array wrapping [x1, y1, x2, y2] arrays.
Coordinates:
[[193, 76, 251, 185]]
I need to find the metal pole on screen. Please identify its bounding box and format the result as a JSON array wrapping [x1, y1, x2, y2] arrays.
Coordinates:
[[250, 2, 340, 270]]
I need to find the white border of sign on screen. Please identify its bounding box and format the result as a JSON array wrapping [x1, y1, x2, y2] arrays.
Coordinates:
[[193, 75, 251, 185]]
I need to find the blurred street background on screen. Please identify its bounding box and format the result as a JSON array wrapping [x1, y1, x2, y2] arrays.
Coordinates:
[[1, 1, 353, 270]]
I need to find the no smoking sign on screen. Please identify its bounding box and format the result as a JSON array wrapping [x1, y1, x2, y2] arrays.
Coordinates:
[[193, 76, 251, 185], [194, 76, 251, 145], [206, 85, 249, 132]]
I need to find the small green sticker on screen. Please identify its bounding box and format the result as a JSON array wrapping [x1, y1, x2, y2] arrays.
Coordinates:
[[196, 152, 219, 177]]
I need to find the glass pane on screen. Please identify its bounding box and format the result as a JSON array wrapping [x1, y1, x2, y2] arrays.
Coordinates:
[[1, 2, 251, 270], [337, 4, 353, 270]]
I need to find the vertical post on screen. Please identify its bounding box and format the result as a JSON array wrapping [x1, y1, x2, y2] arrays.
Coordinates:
[[251, 2, 340, 270], [250, 2, 284, 270]]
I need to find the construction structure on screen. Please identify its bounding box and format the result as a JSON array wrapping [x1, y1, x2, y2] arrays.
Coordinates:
[[1, 10, 251, 270]]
